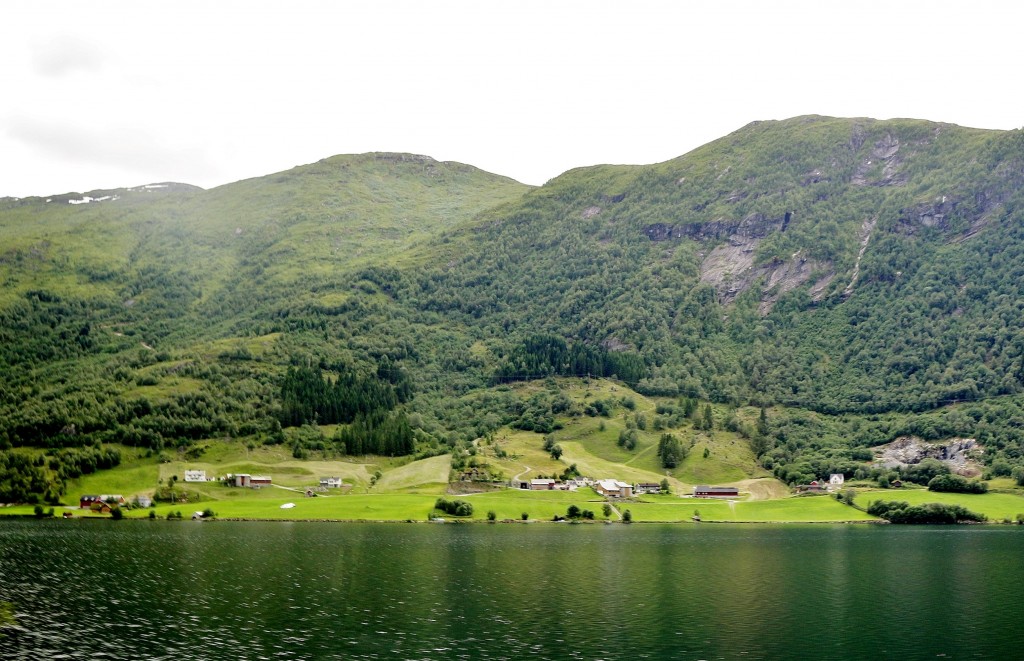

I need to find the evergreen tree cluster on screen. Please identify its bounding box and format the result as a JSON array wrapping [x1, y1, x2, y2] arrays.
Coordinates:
[[278, 363, 409, 427], [495, 335, 647, 386], [332, 411, 414, 457], [657, 433, 687, 468]]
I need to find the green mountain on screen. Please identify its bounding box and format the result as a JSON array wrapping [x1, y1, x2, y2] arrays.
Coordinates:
[[5, 116, 1024, 502], [412, 116, 1024, 406]]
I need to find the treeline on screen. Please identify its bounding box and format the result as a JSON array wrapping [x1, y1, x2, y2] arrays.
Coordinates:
[[494, 335, 647, 386], [0, 452, 51, 504], [0, 446, 120, 504], [48, 446, 121, 480], [866, 500, 986, 524], [278, 362, 411, 427]]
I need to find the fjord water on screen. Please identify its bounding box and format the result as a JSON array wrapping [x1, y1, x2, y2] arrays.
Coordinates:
[[1, 521, 1021, 660]]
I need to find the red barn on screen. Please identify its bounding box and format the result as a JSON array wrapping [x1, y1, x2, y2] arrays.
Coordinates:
[[693, 485, 739, 498]]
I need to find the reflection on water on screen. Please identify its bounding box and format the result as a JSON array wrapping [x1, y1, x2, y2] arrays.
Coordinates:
[[1, 521, 1022, 659]]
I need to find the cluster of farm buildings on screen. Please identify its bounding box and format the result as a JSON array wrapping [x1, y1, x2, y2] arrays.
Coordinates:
[[517, 477, 742, 499], [77, 471, 347, 510], [78, 472, 850, 511], [183, 469, 344, 490]]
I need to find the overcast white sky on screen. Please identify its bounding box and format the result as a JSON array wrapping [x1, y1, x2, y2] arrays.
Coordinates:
[[2, 0, 1021, 197]]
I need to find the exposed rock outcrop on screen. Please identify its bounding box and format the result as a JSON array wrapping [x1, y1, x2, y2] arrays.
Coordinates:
[[851, 133, 907, 187], [876, 436, 981, 476], [644, 211, 830, 313], [644, 212, 787, 242]]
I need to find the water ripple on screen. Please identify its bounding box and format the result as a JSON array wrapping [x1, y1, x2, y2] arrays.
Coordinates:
[[1, 522, 1023, 659]]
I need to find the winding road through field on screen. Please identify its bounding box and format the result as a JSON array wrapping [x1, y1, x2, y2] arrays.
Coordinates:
[[511, 465, 531, 484]]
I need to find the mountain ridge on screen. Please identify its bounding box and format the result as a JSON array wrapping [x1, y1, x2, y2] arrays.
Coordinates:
[[5, 114, 1024, 503]]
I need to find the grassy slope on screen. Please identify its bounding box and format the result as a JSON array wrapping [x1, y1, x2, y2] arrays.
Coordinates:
[[0, 154, 530, 319], [0, 154, 532, 453], [481, 380, 770, 491]]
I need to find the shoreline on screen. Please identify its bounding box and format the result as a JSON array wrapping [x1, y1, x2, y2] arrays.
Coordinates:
[[0, 513, 899, 525]]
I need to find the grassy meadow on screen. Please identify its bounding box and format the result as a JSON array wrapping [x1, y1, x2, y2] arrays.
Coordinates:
[[9, 376, 1024, 526], [856, 487, 1024, 522]]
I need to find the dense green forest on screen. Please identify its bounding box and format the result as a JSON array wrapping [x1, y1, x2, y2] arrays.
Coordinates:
[[4, 117, 1024, 501]]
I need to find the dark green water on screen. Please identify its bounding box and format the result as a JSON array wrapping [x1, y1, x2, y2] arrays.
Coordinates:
[[0, 520, 1021, 659]]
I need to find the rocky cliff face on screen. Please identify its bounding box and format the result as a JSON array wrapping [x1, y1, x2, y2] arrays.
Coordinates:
[[643, 211, 788, 243], [644, 211, 832, 313]]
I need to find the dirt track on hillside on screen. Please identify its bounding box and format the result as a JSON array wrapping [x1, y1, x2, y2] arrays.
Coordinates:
[[737, 478, 789, 500]]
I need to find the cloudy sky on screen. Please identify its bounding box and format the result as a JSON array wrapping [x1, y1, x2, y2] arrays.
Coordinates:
[[2, 0, 1021, 197]]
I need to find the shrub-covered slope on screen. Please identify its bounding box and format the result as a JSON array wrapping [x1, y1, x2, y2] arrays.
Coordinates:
[[406, 116, 1024, 412]]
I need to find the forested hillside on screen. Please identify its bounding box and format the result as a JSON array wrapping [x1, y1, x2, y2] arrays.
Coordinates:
[[5, 116, 1024, 503]]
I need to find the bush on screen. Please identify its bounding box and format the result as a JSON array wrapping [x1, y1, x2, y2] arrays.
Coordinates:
[[622, 509, 633, 523], [521, 512, 529, 521], [901, 458, 950, 485], [867, 500, 986, 524], [927, 474, 988, 494], [487, 510, 496, 521], [434, 497, 473, 517]]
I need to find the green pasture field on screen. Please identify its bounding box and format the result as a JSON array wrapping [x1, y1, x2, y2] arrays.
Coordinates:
[[628, 495, 877, 523], [857, 488, 1024, 521], [463, 487, 608, 521], [15, 487, 1024, 525]]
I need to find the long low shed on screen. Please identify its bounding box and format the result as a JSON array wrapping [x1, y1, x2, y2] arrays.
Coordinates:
[[693, 485, 739, 498]]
